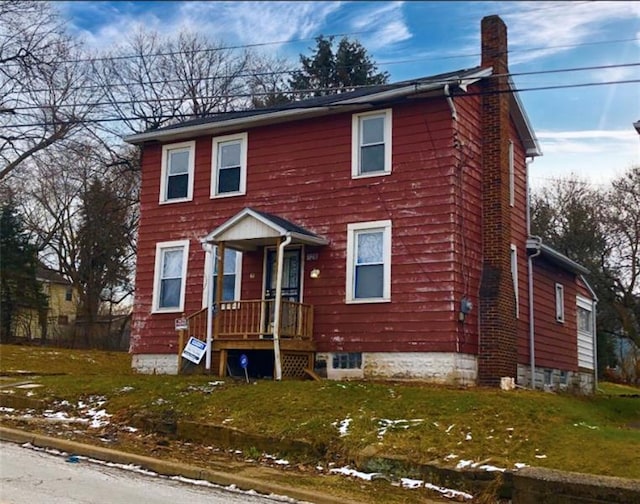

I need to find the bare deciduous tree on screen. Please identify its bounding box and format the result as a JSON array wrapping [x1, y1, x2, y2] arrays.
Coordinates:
[[94, 29, 251, 136], [0, 0, 98, 180]]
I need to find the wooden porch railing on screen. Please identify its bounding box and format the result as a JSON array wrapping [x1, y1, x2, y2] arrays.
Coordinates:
[[180, 299, 313, 343]]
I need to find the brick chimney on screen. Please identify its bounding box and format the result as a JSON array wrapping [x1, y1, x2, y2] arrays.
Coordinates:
[[478, 15, 517, 387]]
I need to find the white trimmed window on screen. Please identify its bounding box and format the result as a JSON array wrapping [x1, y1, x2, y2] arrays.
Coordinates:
[[555, 283, 565, 323], [508, 140, 515, 207], [152, 240, 189, 312], [346, 220, 391, 303], [577, 296, 595, 370], [203, 247, 242, 305], [510, 244, 519, 318], [160, 141, 195, 203], [211, 133, 247, 197], [352, 109, 392, 177]]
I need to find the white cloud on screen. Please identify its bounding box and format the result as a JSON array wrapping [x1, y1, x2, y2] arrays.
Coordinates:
[[500, 1, 640, 64], [349, 1, 411, 50], [531, 129, 639, 189]]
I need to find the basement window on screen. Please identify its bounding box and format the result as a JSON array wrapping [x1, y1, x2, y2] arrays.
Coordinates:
[[332, 352, 362, 369]]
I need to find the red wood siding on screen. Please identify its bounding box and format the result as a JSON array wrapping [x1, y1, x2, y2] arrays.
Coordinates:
[[526, 257, 579, 371], [131, 98, 478, 355]]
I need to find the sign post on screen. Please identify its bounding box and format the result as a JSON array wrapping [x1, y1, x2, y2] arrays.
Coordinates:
[[239, 353, 249, 383]]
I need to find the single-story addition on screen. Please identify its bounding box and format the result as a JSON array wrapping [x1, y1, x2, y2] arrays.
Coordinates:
[[124, 15, 597, 392]]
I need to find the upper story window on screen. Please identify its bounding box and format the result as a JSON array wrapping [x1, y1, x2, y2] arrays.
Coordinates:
[[65, 287, 73, 302], [352, 109, 392, 178], [211, 133, 247, 198], [160, 141, 195, 203], [346, 220, 392, 303], [555, 283, 565, 323], [152, 240, 189, 312], [510, 244, 519, 318], [508, 140, 515, 207], [577, 297, 593, 333]]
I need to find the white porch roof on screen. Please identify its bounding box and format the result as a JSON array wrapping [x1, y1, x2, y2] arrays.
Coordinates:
[[200, 207, 328, 251]]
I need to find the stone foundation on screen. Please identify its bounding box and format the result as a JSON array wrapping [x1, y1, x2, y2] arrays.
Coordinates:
[[132, 354, 179, 375], [317, 352, 477, 385], [517, 364, 595, 394]]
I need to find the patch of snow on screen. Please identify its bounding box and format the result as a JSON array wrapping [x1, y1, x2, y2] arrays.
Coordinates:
[[465, 432, 472, 441], [0, 406, 16, 412], [456, 460, 474, 469], [401, 477, 423, 489], [333, 417, 352, 437], [15, 383, 42, 389], [444, 453, 458, 460], [329, 466, 381, 481], [425, 482, 474, 500], [119, 386, 134, 392], [456, 460, 506, 473], [535, 454, 547, 459], [376, 418, 423, 438], [445, 424, 455, 433], [514, 462, 528, 469], [122, 426, 138, 433], [573, 422, 598, 430]]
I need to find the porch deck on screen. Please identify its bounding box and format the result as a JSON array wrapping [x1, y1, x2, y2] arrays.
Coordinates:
[[179, 299, 315, 377]]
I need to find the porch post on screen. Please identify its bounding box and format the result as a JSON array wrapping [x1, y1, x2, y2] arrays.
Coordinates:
[[273, 235, 291, 380]]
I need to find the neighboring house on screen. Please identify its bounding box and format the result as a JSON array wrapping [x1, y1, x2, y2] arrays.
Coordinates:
[[125, 16, 597, 392], [13, 266, 77, 341]]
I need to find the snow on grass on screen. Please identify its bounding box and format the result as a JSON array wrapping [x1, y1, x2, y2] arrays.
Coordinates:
[[456, 460, 506, 472], [376, 418, 423, 438], [329, 466, 381, 481], [332, 417, 352, 437]]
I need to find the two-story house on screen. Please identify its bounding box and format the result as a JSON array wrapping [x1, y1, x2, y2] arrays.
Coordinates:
[[125, 16, 597, 392]]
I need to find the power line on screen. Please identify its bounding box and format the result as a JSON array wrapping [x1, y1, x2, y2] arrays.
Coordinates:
[[4, 77, 640, 129], [7, 59, 640, 97]]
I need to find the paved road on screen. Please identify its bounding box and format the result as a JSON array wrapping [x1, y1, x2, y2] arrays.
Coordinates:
[[0, 441, 300, 504]]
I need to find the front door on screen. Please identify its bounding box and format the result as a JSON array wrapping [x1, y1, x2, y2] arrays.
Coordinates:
[[265, 248, 302, 302], [264, 248, 302, 337]]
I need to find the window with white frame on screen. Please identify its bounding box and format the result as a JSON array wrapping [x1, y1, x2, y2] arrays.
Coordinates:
[[153, 240, 189, 312], [211, 133, 247, 197], [508, 140, 515, 207], [352, 110, 392, 177], [577, 300, 593, 333], [510, 244, 519, 318], [160, 141, 195, 203], [346, 220, 391, 303], [555, 283, 565, 323], [210, 247, 242, 302]]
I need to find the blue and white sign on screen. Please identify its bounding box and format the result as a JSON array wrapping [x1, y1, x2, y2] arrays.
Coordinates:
[[239, 354, 248, 369], [181, 337, 207, 364]]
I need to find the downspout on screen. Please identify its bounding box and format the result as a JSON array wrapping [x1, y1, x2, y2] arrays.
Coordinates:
[[444, 83, 458, 121], [528, 238, 542, 389], [526, 157, 540, 389], [203, 242, 216, 372], [445, 82, 460, 355], [273, 234, 292, 381]]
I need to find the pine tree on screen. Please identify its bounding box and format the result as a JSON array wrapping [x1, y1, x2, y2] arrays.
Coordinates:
[[289, 36, 389, 98]]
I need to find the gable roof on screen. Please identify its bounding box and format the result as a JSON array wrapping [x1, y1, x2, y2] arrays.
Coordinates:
[[526, 238, 590, 276], [201, 207, 328, 251], [36, 265, 71, 286], [124, 67, 540, 156]]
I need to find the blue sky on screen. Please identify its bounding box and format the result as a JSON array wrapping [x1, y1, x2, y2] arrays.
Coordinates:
[[57, 1, 639, 190]]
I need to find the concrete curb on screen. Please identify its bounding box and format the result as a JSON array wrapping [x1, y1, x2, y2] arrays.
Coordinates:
[[0, 426, 360, 504]]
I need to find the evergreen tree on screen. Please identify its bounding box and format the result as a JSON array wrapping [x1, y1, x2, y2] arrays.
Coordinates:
[[0, 202, 48, 342], [289, 35, 389, 98]]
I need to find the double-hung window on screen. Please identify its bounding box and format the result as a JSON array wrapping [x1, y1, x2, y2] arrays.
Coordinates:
[[352, 110, 392, 177], [212, 133, 247, 197], [555, 283, 565, 323], [153, 240, 189, 312], [160, 141, 195, 203], [510, 244, 519, 318], [213, 247, 242, 302], [346, 220, 391, 303]]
